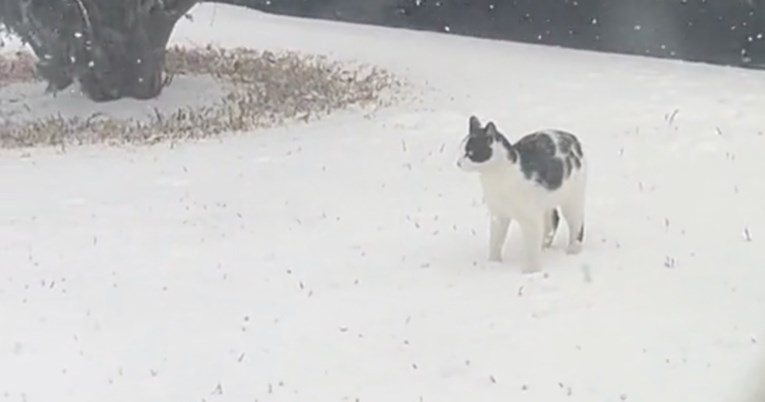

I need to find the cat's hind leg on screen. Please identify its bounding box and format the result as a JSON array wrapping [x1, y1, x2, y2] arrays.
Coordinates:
[[543, 208, 560, 249]]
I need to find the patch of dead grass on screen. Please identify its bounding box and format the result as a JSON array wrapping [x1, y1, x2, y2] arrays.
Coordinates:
[[0, 51, 37, 87], [0, 45, 407, 149]]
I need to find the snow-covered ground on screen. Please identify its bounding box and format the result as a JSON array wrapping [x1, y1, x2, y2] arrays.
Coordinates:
[[0, 75, 225, 124], [2, 3, 765, 402]]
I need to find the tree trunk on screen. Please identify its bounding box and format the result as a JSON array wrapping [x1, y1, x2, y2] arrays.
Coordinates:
[[0, 0, 199, 102]]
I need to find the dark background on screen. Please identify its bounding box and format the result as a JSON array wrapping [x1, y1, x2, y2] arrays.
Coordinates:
[[219, 0, 765, 69]]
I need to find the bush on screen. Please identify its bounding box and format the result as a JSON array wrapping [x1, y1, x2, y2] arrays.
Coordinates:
[[0, 46, 405, 148], [0, 0, 198, 101]]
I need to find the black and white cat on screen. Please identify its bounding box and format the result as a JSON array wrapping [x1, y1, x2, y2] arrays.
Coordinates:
[[457, 115, 587, 273]]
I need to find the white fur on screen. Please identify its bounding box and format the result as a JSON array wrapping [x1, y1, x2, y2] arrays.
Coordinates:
[[457, 134, 588, 273]]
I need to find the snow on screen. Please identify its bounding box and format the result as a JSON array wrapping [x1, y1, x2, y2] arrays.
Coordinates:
[[0, 75, 224, 124], [2, 3, 765, 402]]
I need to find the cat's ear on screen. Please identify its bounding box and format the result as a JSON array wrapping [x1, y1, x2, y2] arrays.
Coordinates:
[[468, 115, 482, 135], [485, 122, 499, 137]]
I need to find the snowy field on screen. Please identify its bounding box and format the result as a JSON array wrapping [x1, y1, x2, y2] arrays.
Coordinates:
[[2, 3, 765, 402]]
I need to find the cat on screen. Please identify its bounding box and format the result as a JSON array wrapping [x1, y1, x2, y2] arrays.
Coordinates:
[[457, 115, 587, 273]]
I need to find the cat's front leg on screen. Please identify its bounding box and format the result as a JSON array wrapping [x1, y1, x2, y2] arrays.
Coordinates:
[[489, 214, 511, 262]]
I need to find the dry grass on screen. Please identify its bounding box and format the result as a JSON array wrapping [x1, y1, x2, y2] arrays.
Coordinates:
[[0, 45, 407, 149], [0, 51, 37, 87]]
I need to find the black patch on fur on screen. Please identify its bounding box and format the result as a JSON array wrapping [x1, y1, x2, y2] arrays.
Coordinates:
[[513, 130, 584, 189], [464, 116, 518, 163], [464, 135, 494, 163], [553, 130, 584, 178], [556, 130, 583, 157], [463, 116, 495, 163], [513, 133, 566, 190], [577, 222, 585, 242]]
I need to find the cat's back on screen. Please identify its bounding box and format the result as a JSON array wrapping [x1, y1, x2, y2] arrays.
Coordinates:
[[514, 130, 583, 160], [513, 129, 586, 191]]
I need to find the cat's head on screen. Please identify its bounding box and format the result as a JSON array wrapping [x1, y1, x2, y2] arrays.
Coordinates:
[[456, 115, 513, 172]]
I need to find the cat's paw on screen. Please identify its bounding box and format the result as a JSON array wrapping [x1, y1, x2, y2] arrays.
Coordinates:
[[565, 243, 583, 255]]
